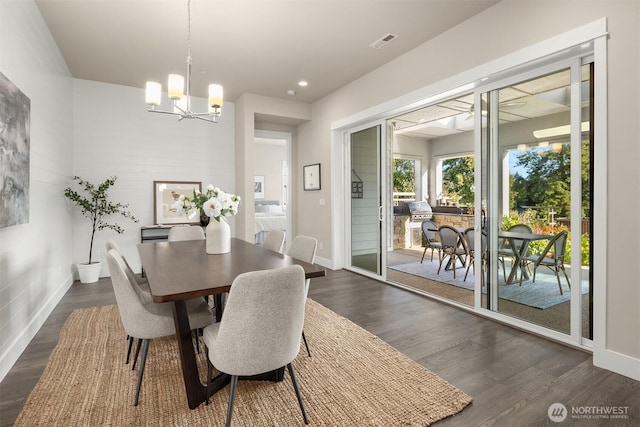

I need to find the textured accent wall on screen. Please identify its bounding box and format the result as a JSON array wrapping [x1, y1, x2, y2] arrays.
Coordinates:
[[0, 0, 74, 381], [72, 79, 236, 277]]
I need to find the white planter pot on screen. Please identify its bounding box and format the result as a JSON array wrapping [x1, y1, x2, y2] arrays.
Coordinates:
[[77, 262, 102, 284]]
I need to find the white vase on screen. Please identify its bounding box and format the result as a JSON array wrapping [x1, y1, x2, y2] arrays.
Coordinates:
[[77, 261, 102, 284], [206, 218, 231, 254]]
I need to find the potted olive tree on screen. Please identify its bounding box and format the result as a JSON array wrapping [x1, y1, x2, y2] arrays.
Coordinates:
[[64, 176, 138, 283]]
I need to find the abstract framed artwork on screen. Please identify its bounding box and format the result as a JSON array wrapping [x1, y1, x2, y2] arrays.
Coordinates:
[[303, 163, 321, 191], [153, 181, 201, 225], [0, 71, 31, 228]]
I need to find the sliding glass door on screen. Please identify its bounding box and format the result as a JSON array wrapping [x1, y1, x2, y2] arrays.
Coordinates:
[[348, 124, 387, 278], [481, 60, 593, 341]]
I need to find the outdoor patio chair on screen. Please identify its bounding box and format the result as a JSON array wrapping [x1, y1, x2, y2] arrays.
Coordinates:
[[464, 228, 506, 284], [519, 230, 571, 295], [420, 220, 442, 263], [436, 225, 468, 279]]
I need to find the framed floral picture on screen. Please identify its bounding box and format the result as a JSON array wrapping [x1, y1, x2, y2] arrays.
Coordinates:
[[153, 181, 201, 225], [303, 163, 321, 191]]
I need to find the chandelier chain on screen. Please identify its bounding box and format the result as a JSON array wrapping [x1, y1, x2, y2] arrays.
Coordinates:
[[187, 0, 192, 62]]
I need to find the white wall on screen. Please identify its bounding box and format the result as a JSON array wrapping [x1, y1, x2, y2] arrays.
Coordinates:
[[0, 0, 74, 381], [297, 0, 639, 376], [234, 93, 311, 242], [72, 79, 236, 276], [254, 142, 285, 203]]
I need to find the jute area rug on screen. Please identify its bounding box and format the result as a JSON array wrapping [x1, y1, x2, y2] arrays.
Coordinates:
[[15, 300, 472, 426]]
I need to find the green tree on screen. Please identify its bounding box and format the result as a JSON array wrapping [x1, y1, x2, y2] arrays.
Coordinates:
[[393, 158, 415, 194], [511, 142, 590, 217], [64, 176, 138, 264], [442, 156, 475, 205]]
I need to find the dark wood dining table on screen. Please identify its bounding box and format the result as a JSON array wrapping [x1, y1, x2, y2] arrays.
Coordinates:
[[137, 238, 326, 409]]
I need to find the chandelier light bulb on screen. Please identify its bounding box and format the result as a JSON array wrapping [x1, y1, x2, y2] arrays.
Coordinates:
[[168, 74, 185, 100], [208, 84, 223, 108], [145, 82, 161, 106]]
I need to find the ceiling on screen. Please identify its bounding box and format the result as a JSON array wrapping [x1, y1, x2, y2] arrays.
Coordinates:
[[34, 0, 500, 105], [391, 68, 589, 138]]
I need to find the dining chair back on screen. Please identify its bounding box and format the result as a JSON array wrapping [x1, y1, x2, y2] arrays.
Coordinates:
[[420, 220, 442, 263], [286, 235, 317, 357], [262, 229, 286, 253], [168, 225, 205, 242], [106, 239, 149, 291], [436, 225, 468, 279], [519, 230, 571, 294], [286, 235, 317, 265], [106, 249, 213, 406], [202, 265, 309, 426]]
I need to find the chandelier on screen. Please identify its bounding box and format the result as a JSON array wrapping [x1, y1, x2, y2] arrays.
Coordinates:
[[144, 0, 223, 122]]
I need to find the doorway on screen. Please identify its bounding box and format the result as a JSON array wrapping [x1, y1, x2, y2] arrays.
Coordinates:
[[254, 130, 291, 249]]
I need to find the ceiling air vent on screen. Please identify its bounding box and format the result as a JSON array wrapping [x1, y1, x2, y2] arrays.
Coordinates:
[[370, 33, 398, 49]]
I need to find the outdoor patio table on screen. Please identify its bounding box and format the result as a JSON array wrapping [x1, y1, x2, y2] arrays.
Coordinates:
[[498, 230, 552, 284]]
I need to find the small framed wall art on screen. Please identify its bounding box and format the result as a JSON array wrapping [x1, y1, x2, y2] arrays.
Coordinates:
[[254, 175, 265, 199], [303, 163, 321, 191]]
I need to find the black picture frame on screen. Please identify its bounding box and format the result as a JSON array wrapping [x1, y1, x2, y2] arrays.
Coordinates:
[[303, 163, 321, 191]]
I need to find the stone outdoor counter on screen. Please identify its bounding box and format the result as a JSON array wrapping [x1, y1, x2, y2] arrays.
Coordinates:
[[393, 213, 474, 249]]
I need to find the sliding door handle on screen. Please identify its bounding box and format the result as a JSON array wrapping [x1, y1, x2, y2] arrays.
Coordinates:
[[378, 206, 383, 221]]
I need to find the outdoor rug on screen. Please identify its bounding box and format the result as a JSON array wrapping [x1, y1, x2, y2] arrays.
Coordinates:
[[15, 300, 472, 426], [389, 260, 587, 309]]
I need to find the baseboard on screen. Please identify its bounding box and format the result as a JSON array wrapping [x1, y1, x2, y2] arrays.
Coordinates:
[[0, 273, 74, 382], [594, 347, 640, 381], [314, 255, 334, 270]]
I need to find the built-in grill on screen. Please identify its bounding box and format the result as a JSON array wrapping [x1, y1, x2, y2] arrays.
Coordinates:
[[394, 200, 433, 220], [393, 201, 433, 247], [407, 200, 433, 221]]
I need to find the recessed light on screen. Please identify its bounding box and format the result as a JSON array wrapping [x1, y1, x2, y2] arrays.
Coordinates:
[[298, 81, 308, 87], [287, 89, 296, 96]]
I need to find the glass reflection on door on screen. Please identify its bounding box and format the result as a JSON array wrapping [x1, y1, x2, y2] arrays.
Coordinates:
[[482, 66, 593, 337], [350, 126, 382, 275]]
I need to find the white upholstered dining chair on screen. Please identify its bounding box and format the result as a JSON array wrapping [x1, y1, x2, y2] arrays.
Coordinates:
[[286, 235, 317, 357], [106, 249, 213, 406], [168, 224, 205, 241], [203, 265, 309, 426], [262, 229, 286, 253]]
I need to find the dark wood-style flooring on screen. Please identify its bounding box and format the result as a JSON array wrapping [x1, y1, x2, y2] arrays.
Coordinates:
[[1, 269, 637, 426]]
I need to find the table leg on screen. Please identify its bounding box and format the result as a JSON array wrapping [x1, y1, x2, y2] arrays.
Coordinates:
[[214, 294, 224, 322], [504, 240, 531, 285], [172, 300, 207, 409]]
